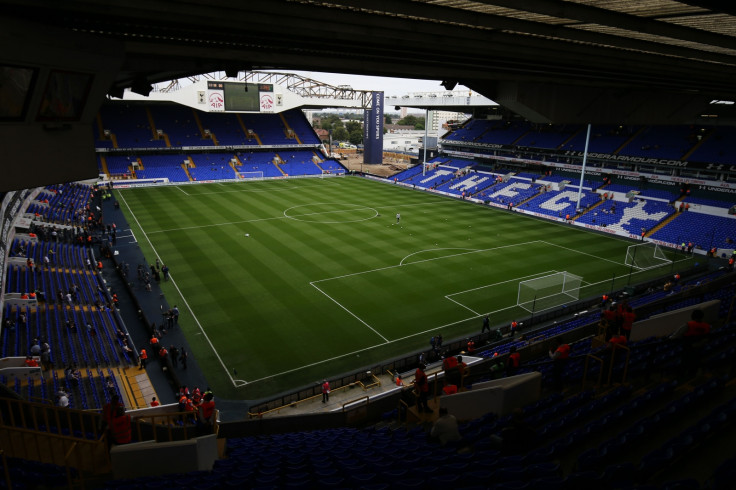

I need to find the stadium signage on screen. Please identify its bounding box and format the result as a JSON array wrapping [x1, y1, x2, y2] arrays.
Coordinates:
[[95, 144, 319, 153], [561, 151, 689, 167], [514, 208, 565, 222], [579, 223, 621, 235], [442, 140, 504, 150], [702, 186, 736, 194], [480, 157, 736, 190]]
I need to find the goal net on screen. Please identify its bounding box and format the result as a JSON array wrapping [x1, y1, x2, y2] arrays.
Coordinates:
[[625, 242, 672, 270], [321, 169, 346, 178], [517, 271, 583, 313], [235, 171, 264, 181]]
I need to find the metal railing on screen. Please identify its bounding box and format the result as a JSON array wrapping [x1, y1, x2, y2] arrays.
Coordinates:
[[0, 398, 109, 474]]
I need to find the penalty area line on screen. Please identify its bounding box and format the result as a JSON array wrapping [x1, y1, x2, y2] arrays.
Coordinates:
[[310, 282, 389, 343], [445, 295, 480, 316]]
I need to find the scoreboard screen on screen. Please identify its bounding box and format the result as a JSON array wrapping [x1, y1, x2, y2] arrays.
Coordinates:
[[206, 81, 275, 112], [223, 82, 260, 111]]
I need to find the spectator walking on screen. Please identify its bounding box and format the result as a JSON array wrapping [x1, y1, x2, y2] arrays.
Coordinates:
[[506, 346, 520, 377], [180, 347, 188, 369], [481, 314, 490, 333], [170, 346, 179, 368], [549, 337, 570, 390], [321, 379, 330, 403], [430, 407, 462, 446], [414, 363, 432, 414]]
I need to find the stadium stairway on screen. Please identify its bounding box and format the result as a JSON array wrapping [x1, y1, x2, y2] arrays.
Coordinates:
[[613, 126, 646, 154], [681, 128, 714, 161], [512, 186, 544, 208], [236, 114, 263, 145], [273, 154, 288, 176], [558, 126, 584, 150], [573, 198, 605, 221], [646, 211, 681, 237], [192, 109, 219, 146], [144, 107, 170, 147], [279, 113, 302, 144]]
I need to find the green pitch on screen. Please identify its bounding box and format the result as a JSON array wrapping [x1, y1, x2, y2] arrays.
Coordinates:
[[116, 177, 690, 400]]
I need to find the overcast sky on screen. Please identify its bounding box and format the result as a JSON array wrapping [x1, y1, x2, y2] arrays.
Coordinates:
[[274, 70, 470, 98]]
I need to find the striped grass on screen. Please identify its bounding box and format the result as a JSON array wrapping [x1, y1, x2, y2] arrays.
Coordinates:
[[117, 177, 689, 400]]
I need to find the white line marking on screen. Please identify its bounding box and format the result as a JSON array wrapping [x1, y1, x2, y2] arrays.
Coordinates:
[[243, 340, 388, 386], [310, 282, 389, 343], [445, 295, 480, 315], [313, 241, 543, 284], [541, 240, 625, 266], [148, 216, 284, 235], [144, 199, 453, 235], [240, 263, 641, 388], [172, 178, 326, 196], [446, 270, 558, 297], [176, 186, 189, 196], [444, 270, 558, 316], [399, 247, 479, 266], [117, 191, 244, 388], [284, 203, 379, 223]]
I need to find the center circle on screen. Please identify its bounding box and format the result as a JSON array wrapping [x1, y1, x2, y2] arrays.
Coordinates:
[[283, 202, 379, 223]]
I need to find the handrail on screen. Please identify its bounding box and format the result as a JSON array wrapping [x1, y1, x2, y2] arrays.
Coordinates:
[[609, 344, 631, 385], [582, 354, 604, 389], [341, 395, 369, 412], [64, 442, 80, 490], [28, 395, 52, 405], [247, 381, 365, 418], [1, 450, 11, 490], [358, 373, 382, 390], [131, 410, 219, 442]]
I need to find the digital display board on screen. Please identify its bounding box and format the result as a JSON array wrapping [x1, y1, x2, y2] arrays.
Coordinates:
[[207, 81, 274, 112], [36, 70, 93, 121], [0, 64, 37, 120], [223, 82, 260, 111]]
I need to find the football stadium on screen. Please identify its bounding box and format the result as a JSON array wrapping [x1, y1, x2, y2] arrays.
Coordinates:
[[3, 1, 736, 488]]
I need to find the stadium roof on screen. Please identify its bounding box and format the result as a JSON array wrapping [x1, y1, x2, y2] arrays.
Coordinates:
[[3, 0, 736, 123]]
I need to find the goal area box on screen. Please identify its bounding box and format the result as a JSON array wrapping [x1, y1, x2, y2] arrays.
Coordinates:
[[625, 242, 672, 270], [235, 171, 264, 180], [517, 271, 583, 313]]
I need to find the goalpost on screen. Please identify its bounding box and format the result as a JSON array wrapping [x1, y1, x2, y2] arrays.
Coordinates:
[[625, 242, 672, 270], [321, 169, 346, 178], [517, 271, 583, 313], [235, 171, 264, 181]]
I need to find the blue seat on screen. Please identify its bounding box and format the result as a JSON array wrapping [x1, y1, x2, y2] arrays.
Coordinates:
[[662, 479, 701, 490], [527, 476, 564, 490], [427, 474, 460, 486], [318, 476, 345, 488], [350, 473, 377, 486], [395, 478, 425, 488], [495, 481, 529, 490]]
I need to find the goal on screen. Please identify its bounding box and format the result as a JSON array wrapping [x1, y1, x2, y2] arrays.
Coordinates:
[[517, 271, 583, 313], [321, 169, 346, 178], [235, 171, 264, 181], [625, 242, 672, 270]]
